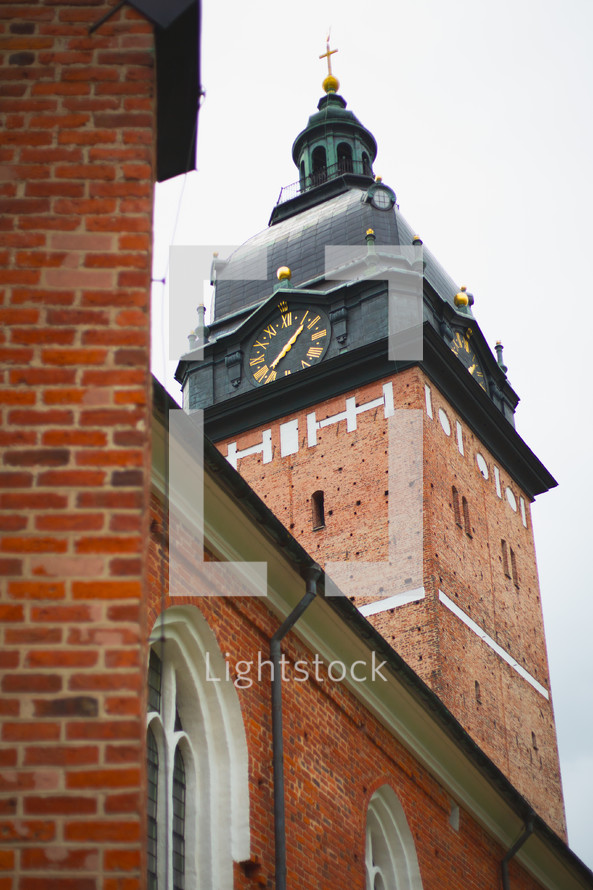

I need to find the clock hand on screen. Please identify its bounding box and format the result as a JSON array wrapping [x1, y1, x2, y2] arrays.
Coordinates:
[[269, 322, 305, 369]]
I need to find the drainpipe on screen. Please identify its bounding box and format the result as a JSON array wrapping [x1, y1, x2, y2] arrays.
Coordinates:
[[501, 817, 534, 890], [271, 566, 321, 890]]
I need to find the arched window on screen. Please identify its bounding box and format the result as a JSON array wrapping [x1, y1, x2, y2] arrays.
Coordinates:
[[362, 152, 372, 176], [147, 606, 250, 890], [337, 142, 353, 173], [365, 785, 424, 890], [312, 490, 325, 529], [311, 146, 327, 185]]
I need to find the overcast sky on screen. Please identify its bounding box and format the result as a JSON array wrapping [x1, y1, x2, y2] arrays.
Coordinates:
[[152, 0, 593, 869]]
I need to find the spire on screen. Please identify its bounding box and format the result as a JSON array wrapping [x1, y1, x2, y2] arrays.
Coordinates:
[[290, 42, 377, 194]]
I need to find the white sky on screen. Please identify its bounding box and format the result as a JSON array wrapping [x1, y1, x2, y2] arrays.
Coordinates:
[[152, 0, 593, 869]]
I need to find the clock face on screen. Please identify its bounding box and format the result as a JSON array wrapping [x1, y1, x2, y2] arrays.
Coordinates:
[[247, 303, 331, 386], [371, 188, 393, 210], [451, 329, 487, 392]]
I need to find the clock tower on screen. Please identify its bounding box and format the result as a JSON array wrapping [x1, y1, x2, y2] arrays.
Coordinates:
[[176, 65, 566, 838]]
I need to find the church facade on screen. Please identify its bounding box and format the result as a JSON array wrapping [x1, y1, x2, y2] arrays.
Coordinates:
[[2, 3, 593, 888]]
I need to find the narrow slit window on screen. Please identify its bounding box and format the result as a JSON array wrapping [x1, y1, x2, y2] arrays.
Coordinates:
[[510, 547, 519, 587], [462, 496, 471, 536], [452, 486, 461, 527], [501, 540, 510, 577], [474, 680, 482, 704], [172, 746, 186, 890], [312, 490, 325, 530], [148, 649, 162, 713]]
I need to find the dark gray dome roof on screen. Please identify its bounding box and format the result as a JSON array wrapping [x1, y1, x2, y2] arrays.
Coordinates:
[[212, 183, 463, 326]]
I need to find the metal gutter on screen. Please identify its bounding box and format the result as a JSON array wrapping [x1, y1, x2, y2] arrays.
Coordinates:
[[271, 568, 320, 890]]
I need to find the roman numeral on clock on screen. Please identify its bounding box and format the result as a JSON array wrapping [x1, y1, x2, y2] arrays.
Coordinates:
[[253, 365, 269, 382]]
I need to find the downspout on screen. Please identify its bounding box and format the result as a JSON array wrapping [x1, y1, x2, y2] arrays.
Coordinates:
[[271, 566, 321, 890], [501, 817, 534, 890]]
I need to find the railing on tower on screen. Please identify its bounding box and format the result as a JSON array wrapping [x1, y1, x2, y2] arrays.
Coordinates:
[[276, 157, 373, 205]]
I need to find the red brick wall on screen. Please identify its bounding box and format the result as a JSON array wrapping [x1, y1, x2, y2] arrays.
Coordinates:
[[215, 368, 566, 838], [148, 490, 552, 890], [0, 3, 154, 887]]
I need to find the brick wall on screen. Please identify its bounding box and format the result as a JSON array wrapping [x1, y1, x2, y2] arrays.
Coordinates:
[[0, 3, 154, 887], [214, 368, 566, 838], [147, 488, 551, 890]]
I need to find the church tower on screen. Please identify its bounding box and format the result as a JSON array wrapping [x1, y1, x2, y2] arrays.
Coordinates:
[[176, 54, 566, 838]]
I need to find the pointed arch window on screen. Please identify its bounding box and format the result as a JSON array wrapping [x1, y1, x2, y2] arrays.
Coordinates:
[[365, 785, 424, 890], [146, 606, 251, 890]]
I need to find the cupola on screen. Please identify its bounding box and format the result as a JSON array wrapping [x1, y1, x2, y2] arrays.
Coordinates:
[[291, 41, 377, 193]]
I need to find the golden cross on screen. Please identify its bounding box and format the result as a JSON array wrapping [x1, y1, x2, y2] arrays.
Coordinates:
[[319, 36, 338, 77]]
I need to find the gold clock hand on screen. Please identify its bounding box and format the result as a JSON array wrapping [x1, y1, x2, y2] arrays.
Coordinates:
[[270, 323, 305, 369]]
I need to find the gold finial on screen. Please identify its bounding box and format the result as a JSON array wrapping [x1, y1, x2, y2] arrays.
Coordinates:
[[276, 266, 291, 281], [320, 35, 339, 93], [374, 175, 382, 183], [412, 234, 423, 245], [366, 229, 375, 236], [454, 285, 469, 308]]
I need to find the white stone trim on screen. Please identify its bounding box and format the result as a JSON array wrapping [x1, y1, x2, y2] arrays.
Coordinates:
[[279, 419, 299, 457], [438, 591, 549, 699], [366, 784, 424, 890], [227, 429, 272, 468], [359, 587, 425, 617], [307, 383, 394, 447], [424, 383, 433, 419], [149, 606, 251, 888], [519, 496, 528, 528], [456, 420, 464, 455]]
